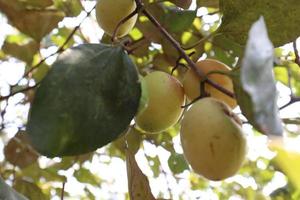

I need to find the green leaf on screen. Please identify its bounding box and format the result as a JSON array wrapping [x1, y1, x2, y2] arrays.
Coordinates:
[[0, 0, 64, 41], [54, 0, 83, 17], [20, 163, 67, 182], [164, 8, 196, 33], [0, 177, 28, 200], [219, 0, 300, 47], [271, 146, 300, 190], [168, 153, 189, 174], [146, 155, 160, 178], [27, 44, 141, 157], [2, 40, 39, 64], [74, 168, 101, 186], [13, 179, 49, 200], [235, 17, 283, 136], [51, 27, 75, 48]]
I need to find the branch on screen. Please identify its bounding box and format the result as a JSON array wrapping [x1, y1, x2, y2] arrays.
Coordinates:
[[0, 83, 40, 101], [279, 96, 300, 110], [111, 7, 139, 42], [135, 0, 235, 99]]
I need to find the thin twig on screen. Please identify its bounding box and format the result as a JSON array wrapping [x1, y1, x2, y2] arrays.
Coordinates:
[[293, 40, 300, 67], [171, 51, 194, 75], [182, 33, 219, 50], [111, 7, 140, 42], [0, 83, 40, 101], [279, 96, 300, 110], [61, 182, 66, 200]]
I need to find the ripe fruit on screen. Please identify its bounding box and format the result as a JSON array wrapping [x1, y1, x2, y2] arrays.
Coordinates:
[[183, 59, 237, 108], [135, 71, 185, 133], [180, 98, 246, 181], [95, 0, 138, 37]]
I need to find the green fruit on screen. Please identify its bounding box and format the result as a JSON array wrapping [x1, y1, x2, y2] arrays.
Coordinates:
[[180, 98, 246, 180], [135, 71, 185, 133], [96, 0, 138, 37]]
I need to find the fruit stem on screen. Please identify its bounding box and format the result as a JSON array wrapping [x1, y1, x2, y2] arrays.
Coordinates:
[[134, 0, 235, 99]]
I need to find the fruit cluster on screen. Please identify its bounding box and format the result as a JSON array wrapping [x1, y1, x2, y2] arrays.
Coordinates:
[[96, 0, 247, 181]]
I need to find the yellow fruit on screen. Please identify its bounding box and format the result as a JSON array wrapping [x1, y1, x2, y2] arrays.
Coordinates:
[[183, 59, 237, 108], [180, 98, 246, 180], [135, 71, 185, 133], [95, 0, 138, 37]]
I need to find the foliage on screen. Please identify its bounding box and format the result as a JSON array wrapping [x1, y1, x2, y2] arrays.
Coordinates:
[[0, 0, 300, 199]]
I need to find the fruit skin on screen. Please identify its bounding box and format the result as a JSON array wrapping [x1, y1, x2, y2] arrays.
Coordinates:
[[96, 0, 138, 37], [180, 98, 246, 181], [136, 75, 149, 115], [183, 59, 237, 108], [135, 71, 185, 133]]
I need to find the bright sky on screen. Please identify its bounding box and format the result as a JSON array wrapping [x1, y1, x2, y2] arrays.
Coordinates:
[[0, 1, 300, 199]]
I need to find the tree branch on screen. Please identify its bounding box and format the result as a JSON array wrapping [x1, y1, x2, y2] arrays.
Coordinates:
[[0, 83, 40, 101], [135, 0, 235, 99], [279, 96, 300, 110]]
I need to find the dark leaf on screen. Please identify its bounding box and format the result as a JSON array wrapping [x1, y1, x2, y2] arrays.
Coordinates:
[[27, 44, 141, 157]]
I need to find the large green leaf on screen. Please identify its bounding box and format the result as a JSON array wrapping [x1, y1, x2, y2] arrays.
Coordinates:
[[27, 44, 141, 157], [234, 17, 283, 136], [219, 0, 300, 47], [0, 177, 28, 200]]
